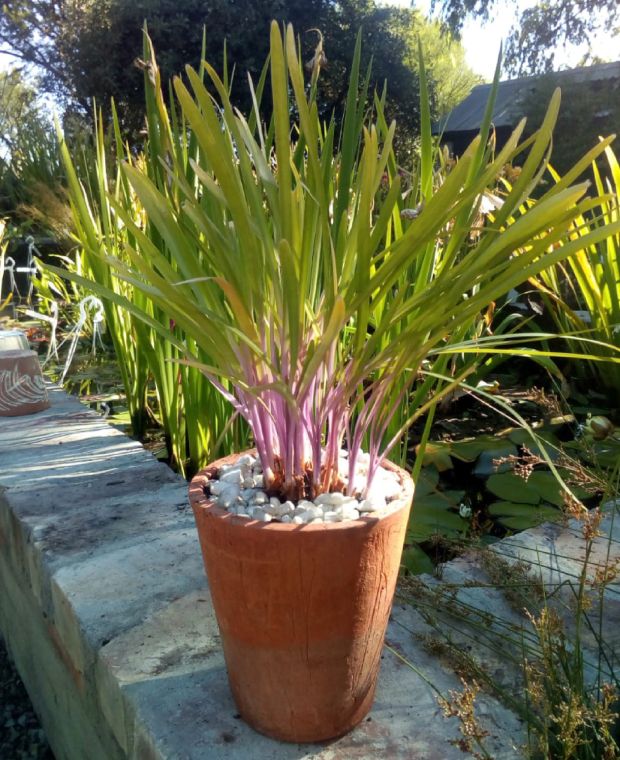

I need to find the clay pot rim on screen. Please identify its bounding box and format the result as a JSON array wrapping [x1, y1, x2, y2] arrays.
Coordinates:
[[189, 449, 414, 533], [0, 348, 36, 358]]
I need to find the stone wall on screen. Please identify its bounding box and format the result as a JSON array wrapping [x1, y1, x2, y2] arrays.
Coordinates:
[[1, 388, 617, 759]]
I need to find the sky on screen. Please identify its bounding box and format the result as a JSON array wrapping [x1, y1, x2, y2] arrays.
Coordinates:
[[381, 0, 620, 80]]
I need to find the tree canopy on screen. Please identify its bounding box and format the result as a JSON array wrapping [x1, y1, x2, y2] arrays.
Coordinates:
[[435, 0, 619, 74], [0, 0, 478, 146], [0, 68, 40, 159]]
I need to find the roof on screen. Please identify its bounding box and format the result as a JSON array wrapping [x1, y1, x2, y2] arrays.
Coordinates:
[[434, 60, 620, 135]]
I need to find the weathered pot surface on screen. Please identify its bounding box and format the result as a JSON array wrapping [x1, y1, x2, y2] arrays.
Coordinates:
[[189, 451, 413, 743], [0, 329, 30, 352], [0, 349, 50, 417]]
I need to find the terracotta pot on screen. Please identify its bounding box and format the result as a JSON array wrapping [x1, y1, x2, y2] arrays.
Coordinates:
[[0, 329, 29, 352], [0, 349, 50, 417], [189, 452, 413, 743]]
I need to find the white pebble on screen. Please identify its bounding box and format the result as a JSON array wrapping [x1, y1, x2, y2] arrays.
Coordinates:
[[253, 474, 264, 488], [337, 506, 360, 521], [251, 492, 268, 505], [280, 514, 292, 523], [359, 496, 386, 513], [256, 512, 272, 523], [242, 477, 256, 489], [237, 454, 255, 467], [299, 510, 317, 523], [270, 500, 294, 518], [292, 516, 305, 525], [218, 488, 241, 508], [325, 492, 348, 506], [314, 494, 332, 506], [367, 479, 401, 501], [220, 468, 243, 485], [304, 504, 324, 519], [323, 511, 341, 522], [209, 480, 226, 496]]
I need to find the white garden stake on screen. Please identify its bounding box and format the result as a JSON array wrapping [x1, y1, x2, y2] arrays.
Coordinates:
[[17, 237, 38, 301], [3, 257, 17, 296], [23, 301, 60, 365], [3, 238, 38, 301], [59, 296, 105, 384]]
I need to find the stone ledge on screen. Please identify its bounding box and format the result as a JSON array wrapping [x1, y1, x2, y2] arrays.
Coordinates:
[[0, 387, 617, 759]]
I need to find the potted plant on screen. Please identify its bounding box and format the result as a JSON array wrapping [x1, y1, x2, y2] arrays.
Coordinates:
[[55, 22, 619, 742]]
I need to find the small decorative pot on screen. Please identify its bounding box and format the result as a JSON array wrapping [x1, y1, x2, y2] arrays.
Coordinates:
[[0, 349, 50, 417], [189, 452, 413, 743], [0, 329, 29, 352]]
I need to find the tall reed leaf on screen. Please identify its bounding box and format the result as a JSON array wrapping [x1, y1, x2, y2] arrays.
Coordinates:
[[55, 23, 620, 501]]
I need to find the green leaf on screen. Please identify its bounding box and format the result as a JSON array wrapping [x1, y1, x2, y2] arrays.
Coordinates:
[[525, 470, 585, 507], [414, 465, 440, 497], [589, 439, 620, 470], [447, 437, 493, 462], [417, 442, 453, 472], [402, 544, 434, 575], [488, 501, 562, 530], [408, 489, 469, 542], [472, 443, 520, 476], [486, 472, 541, 504]]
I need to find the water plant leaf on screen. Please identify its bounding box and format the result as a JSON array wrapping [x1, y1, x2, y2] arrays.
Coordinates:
[[414, 465, 440, 497], [449, 436, 516, 463], [488, 500, 561, 530], [486, 472, 541, 504], [53, 22, 620, 499], [587, 439, 620, 470], [402, 544, 434, 575], [472, 442, 519, 476], [417, 442, 453, 472], [525, 470, 591, 507], [408, 489, 469, 542]]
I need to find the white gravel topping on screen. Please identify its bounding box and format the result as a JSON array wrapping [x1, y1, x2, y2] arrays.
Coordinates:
[[205, 451, 409, 524]]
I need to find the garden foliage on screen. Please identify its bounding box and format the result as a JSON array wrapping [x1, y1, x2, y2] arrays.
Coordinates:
[[52, 23, 620, 501]]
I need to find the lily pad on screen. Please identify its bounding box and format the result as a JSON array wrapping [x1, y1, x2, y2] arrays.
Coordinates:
[[590, 439, 620, 470], [506, 427, 561, 460], [402, 545, 434, 575], [472, 443, 519, 476], [488, 501, 561, 530], [486, 472, 541, 504], [417, 442, 453, 472], [564, 437, 620, 470], [408, 489, 469, 542], [108, 409, 132, 432], [450, 435, 502, 462], [525, 440, 561, 462], [415, 466, 440, 498], [524, 471, 591, 507]]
